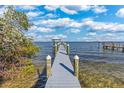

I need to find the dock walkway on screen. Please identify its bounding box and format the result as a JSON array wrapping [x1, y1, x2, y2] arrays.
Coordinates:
[[45, 45, 81, 88]]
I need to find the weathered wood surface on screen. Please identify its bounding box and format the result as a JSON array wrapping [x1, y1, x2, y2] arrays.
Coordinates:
[[45, 45, 81, 88]]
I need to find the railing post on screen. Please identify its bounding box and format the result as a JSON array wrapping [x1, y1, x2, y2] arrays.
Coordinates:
[[74, 55, 79, 78], [54, 44, 58, 56], [46, 55, 51, 79], [57, 44, 59, 51], [66, 44, 70, 55], [63, 42, 66, 49]]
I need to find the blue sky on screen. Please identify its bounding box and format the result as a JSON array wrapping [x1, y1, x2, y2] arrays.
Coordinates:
[[1, 5, 124, 41]]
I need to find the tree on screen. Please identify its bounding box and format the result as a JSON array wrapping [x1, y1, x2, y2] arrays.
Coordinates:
[[0, 6, 39, 70]]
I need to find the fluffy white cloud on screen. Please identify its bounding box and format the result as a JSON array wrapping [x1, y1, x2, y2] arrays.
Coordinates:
[[44, 5, 59, 11], [26, 32, 37, 38], [34, 18, 82, 28], [44, 5, 90, 15], [79, 33, 124, 41], [106, 33, 113, 36], [44, 34, 67, 40], [82, 18, 124, 32], [17, 5, 36, 10], [87, 32, 96, 36], [44, 5, 107, 15], [0, 6, 7, 17], [25, 32, 46, 41], [69, 22, 82, 28], [26, 32, 67, 41], [40, 13, 58, 19], [80, 5, 92, 11], [60, 6, 78, 15], [60, 5, 92, 14], [70, 29, 80, 33], [30, 26, 54, 33], [92, 6, 107, 14], [33, 16, 124, 34], [116, 8, 124, 18], [26, 11, 44, 17], [40, 18, 72, 27], [45, 13, 57, 18], [38, 27, 54, 33], [44, 5, 91, 15]]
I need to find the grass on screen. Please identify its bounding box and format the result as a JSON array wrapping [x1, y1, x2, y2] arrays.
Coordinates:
[[0, 62, 44, 88], [79, 61, 124, 88]]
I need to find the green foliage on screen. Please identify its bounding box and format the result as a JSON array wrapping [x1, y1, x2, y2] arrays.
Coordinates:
[[21, 43, 40, 58], [0, 6, 40, 70], [0, 6, 41, 88], [20, 65, 35, 77], [4, 6, 31, 30]]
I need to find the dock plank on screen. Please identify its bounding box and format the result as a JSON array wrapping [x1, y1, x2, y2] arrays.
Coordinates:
[[45, 45, 81, 88]]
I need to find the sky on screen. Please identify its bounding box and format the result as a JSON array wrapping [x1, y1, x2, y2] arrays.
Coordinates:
[[1, 5, 124, 42]]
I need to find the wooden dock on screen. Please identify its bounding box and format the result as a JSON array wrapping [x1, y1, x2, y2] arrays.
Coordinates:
[[102, 43, 124, 52], [45, 45, 81, 88]]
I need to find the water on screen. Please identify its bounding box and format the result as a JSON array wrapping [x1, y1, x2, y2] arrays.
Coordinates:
[[32, 42, 53, 64], [33, 42, 124, 64]]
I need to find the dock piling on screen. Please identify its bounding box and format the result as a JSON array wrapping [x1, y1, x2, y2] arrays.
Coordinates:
[[66, 44, 70, 55], [102, 42, 124, 52], [63, 42, 66, 49], [74, 55, 79, 78], [57, 43, 59, 51], [46, 55, 52, 79], [122, 45, 124, 52], [54, 44, 58, 56], [112, 43, 115, 51]]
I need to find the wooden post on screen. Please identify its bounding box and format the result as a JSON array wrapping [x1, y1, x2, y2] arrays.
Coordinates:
[[63, 42, 66, 49], [54, 44, 58, 55], [122, 45, 124, 52], [46, 55, 51, 79], [74, 55, 79, 78], [118, 43, 120, 51], [66, 44, 70, 55], [57, 44, 59, 51], [112, 43, 115, 51], [102, 42, 105, 50]]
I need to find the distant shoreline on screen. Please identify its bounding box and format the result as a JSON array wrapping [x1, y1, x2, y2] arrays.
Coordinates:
[[33, 41, 124, 43]]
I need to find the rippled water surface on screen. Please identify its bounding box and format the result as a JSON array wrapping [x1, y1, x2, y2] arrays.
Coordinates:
[[33, 42, 124, 64]]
